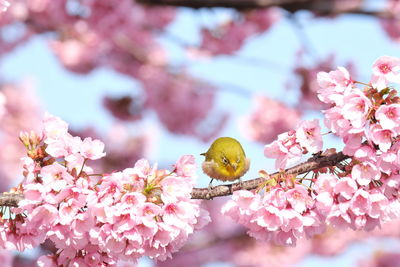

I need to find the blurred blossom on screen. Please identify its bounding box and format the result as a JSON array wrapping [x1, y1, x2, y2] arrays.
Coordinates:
[[288, 52, 356, 109], [0, 0, 224, 140], [359, 251, 400, 267], [103, 95, 143, 122], [241, 95, 301, 144], [139, 66, 226, 141], [100, 123, 154, 172], [0, 250, 13, 267], [0, 82, 42, 190], [312, 219, 400, 256], [0, 91, 6, 118], [0, 0, 10, 12], [50, 32, 106, 74], [196, 8, 280, 56], [380, 0, 400, 43], [233, 239, 312, 267]]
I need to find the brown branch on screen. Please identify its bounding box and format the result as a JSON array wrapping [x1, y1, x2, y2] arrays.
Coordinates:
[[137, 0, 311, 10], [136, 0, 394, 18], [191, 150, 349, 199], [0, 151, 349, 207], [0, 193, 23, 207]]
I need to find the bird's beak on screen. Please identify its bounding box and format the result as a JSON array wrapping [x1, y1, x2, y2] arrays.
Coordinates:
[[231, 163, 237, 171]]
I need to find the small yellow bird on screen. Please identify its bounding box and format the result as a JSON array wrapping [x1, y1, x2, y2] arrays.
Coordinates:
[[201, 137, 250, 186]]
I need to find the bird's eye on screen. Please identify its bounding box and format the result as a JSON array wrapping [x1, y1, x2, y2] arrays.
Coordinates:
[[236, 158, 240, 163], [222, 157, 229, 165]]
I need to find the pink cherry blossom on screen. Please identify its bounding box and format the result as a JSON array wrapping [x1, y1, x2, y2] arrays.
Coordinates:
[[351, 162, 381, 186], [264, 131, 303, 169], [80, 137, 106, 160], [334, 177, 357, 200], [350, 189, 371, 216], [341, 89, 372, 129], [371, 55, 400, 90], [375, 103, 400, 132], [0, 114, 210, 265], [255, 205, 283, 231], [314, 174, 337, 194], [43, 113, 69, 142], [377, 150, 397, 174], [222, 186, 320, 246], [353, 145, 377, 162], [323, 106, 351, 136], [368, 124, 395, 152], [295, 119, 323, 154], [285, 186, 312, 213], [342, 133, 363, 156], [317, 66, 353, 105], [326, 203, 352, 230]]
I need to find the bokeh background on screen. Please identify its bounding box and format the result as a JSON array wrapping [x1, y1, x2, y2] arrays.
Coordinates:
[[1, 0, 400, 266]]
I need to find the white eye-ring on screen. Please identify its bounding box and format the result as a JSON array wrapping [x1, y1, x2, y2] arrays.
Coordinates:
[[222, 157, 229, 165]]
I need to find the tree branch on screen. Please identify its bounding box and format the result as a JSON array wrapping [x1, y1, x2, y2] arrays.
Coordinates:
[[0, 193, 23, 207], [136, 0, 393, 18], [137, 0, 312, 10], [0, 151, 349, 207], [191, 150, 349, 199]]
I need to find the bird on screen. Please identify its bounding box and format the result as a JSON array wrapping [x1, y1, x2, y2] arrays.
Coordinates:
[[201, 137, 250, 187]]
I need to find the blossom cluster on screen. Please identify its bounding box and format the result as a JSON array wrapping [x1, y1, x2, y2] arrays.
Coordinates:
[[264, 119, 323, 169], [222, 186, 323, 246], [0, 114, 209, 266], [223, 56, 400, 246]]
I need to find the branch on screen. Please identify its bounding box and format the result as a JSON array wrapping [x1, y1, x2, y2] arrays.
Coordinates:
[[136, 0, 394, 18], [0, 151, 349, 207], [0, 193, 23, 207], [136, 0, 312, 10], [191, 150, 349, 199]]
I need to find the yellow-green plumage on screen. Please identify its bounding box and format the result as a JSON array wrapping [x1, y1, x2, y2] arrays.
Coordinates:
[[201, 137, 250, 182]]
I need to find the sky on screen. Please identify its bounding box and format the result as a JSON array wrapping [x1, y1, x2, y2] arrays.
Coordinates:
[[1, 4, 400, 266]]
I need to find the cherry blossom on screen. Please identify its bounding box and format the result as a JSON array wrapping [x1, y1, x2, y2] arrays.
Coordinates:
[[0, 114, 209, 265], [317, 66, 353, 105], [264, 119, 323, 169], [371, 56, 400, 90], [224, 56, 400, 247]]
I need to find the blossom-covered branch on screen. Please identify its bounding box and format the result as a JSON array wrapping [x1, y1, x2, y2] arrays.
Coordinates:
[[0, 150, 349, 206], [0, 55, 399, 265], [191, 150, 348, 199]]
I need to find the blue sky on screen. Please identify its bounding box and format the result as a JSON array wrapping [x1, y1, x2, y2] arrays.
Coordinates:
[[1, 6, 400, 266]]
